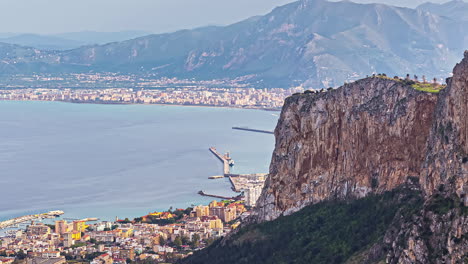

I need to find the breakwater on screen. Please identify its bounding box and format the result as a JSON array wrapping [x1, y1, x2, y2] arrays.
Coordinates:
[[0, 210, 64, 229]]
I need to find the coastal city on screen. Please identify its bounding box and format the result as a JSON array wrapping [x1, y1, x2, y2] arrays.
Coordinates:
[[0, 199, 249, 264], [0, 87, 297, 110], [0, 147, 268, 264], [0, 73, 304, 109]]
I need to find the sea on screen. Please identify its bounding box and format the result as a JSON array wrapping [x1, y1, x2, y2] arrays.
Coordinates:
[[0, 101, 278, 224]]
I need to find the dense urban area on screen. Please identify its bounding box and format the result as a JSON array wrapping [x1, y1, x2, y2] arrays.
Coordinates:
[[0, 200, 254, 264], [0, 171, 267, 264], [0, 73, 303, 109]]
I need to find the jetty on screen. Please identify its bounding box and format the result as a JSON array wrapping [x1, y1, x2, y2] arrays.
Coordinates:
[[198, 191, 243, 201], [209, 147, 233, 175], [208, 175, 225, 179], [232, 127, 274, 135], [0, 210, 64, 230]]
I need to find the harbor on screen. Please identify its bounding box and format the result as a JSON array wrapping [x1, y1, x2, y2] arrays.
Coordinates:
[[203, 146, 268, 206], [0, 210, 64, 230]]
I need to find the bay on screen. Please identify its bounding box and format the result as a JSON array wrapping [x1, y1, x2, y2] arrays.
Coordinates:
[[0, 101, 277, 222]]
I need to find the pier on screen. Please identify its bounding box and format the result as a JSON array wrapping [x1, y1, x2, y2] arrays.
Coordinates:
[[232, 127, 274, 135], [208, 175, 225, 179], [209, 147, 232, 175], [198, 191, 243, 201], [0, 210, 64, 230]]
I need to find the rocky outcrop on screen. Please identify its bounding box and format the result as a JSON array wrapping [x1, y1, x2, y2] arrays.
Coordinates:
[[252, 52, 468, 262], [421, 51, 468, 203], [254, 53, 468, 222], [254, 77, 438, 221], [385, 51, 468, 264]]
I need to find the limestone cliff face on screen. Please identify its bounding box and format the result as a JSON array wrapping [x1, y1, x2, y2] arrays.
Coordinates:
[[385, 52, 468, 264], [252, 52, 468, 262], [254, 77, 438, 221], [255, 53, 468, 222], [421, 52, 468, 203]]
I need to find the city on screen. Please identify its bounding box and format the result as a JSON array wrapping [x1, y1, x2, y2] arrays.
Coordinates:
[[0, 73, 304, 110], [0, 198, 257, 264]]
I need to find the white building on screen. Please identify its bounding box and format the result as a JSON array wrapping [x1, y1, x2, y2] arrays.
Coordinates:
[[244, 185, 263, 207]]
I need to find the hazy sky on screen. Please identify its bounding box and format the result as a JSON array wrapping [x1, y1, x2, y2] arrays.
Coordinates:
[[0, 0, 453, 35]]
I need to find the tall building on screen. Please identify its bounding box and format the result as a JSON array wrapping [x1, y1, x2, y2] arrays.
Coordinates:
[[62, 233, 74, 248], [209, 200, 219, 208], [54, 220, 68, 235], [244, 185, 263, 207], [72, 221, 86, 232], [119, 249, 135, 261], [27, 224, 51, 237], [209, 207, 237, 223], [194, 205, 209, 218]]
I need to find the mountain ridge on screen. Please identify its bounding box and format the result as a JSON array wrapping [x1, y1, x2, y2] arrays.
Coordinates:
[[0, 0, 467, 88], [182, 51, 468, 264]]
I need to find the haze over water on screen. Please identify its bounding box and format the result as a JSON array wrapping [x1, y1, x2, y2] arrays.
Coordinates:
[[0, 101, 277, 222]]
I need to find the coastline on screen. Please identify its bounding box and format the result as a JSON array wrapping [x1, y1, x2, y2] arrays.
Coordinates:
[[0, 101, 277, 224], [0, 99, 282, 112]]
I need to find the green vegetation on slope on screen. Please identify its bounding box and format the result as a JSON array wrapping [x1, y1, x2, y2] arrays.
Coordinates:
[[373, 74, 446, 93], [181, 187, 423, 264], [411, 83, 446, 93]]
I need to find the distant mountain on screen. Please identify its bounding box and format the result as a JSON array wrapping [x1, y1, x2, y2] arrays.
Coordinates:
[[417, 0, 468, 21], [0, 31, 152, 51], [0, 0, 467, 88], [0, 34, 85, 50], [53, 30, 152, 45]]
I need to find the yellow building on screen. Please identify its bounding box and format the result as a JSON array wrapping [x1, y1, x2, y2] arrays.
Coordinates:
[[209, 201, 219, 208], [231, 221, 241, 229], [71, 231, 81, 241], [195, 205, 210, 218], [117, 228, 134, 238], [209, 219, 223, 229], [73, 221, 87, 232]]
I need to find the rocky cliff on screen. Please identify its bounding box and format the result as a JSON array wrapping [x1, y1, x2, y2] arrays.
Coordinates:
[[386, 51, 468, 264], [254, 77, 439, 221], [181, 54, 468, 264], [255, 54, 468, 222], [251, 52, 468, 262]]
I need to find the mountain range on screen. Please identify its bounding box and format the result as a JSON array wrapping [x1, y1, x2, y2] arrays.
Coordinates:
[[417, 0, 468, 21], [182, 50, 468, 264], [0, 31, 151, 50], [0, 0, 467, 88]]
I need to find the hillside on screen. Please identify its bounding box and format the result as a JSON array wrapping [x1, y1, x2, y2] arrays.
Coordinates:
[[417, 0, 468, 21], [182, 53, 468, 263], [182, 186, 424, 264], [1, 0, 468, 88]]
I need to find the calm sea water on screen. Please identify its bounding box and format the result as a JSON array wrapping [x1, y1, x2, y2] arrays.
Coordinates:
[[0, 101, 278, 222]]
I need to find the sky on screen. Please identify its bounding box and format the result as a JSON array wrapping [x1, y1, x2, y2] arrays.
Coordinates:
[[0, 0, 453, 35]]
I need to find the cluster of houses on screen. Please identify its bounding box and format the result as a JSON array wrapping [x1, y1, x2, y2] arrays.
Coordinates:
[[0, 200, 248, 263]]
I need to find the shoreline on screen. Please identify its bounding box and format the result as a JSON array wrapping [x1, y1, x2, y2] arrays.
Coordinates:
[[0, 99, 282, 112]]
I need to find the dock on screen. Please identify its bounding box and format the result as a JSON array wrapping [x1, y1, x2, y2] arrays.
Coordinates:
[[232, 127, 274, 135], [209, 147, 232, 175], [208, 175, 225, 179], [0, 210, 64, 230], [198, 191, 243, 201]]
